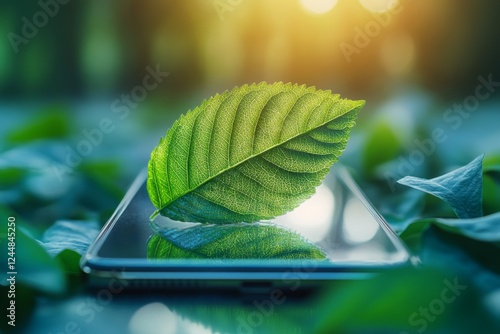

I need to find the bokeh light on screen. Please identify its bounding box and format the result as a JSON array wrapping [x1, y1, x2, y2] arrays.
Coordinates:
[[129, 303, 213, 334], [359, 0, 400, 13], [274, 184, 335, 242], [342, 198, 379, 244], [379, 32, 416, 76], [300, 0, 339, 14]]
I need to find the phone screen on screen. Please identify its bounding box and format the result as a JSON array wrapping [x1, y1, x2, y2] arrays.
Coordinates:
[[82, 166, 410, 283]]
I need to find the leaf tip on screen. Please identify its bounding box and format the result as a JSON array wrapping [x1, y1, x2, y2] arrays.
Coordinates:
[[397, 175, 414, 185]]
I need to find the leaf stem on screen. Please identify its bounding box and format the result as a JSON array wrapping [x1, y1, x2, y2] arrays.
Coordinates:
[[149, 210, 160, 222]]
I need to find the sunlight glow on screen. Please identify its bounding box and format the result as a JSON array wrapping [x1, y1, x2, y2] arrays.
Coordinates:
[[380, 33, 415, 76], [300, 0, 339, 14], [274, 184, 335, 242], [359, 0, 399, 13]]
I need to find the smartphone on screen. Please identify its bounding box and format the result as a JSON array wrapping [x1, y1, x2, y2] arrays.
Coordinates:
[[81, 165, 412, 291]]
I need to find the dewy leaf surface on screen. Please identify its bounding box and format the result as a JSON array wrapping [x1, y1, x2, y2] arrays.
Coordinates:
[[397, 154, 484, 219], [148, 82, 364, 223], [147, 223, 326, 259]]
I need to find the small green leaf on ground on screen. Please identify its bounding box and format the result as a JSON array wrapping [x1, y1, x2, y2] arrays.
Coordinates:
[[40, 220, 100, 274], [401, 212, 500, 246], [397, 154, 484, 219], [148, 223, 327, 259], [148, 82, 364, 223], [40, 220, 100, 256]]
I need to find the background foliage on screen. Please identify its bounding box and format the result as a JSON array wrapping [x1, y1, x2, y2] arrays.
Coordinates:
[[1, 0, 500, 333]]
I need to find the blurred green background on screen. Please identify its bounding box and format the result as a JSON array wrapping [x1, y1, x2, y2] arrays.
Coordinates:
[[3, 0, 500, 99], [1, 0, 500, 333]]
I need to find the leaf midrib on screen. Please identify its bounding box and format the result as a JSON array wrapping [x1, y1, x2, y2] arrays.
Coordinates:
[[153, 99, 363, 216]]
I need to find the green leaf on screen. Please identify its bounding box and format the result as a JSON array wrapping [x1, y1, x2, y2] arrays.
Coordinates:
[[483, 156, 500, 211], [78, 160, 125, 200], [483, 174, 500, 215], [0, 226, 65, 294], [314, 267, 495, 334], [362, 122, 401, 176], [148, 82, 364, 223], [147, 223, 327, 259], [421, 227, 500, 295], [397, 154, 484, 219], [0, 167, 26, 189], [55, 249, 84, 276], [40, 220, 100, 257], [5, 105, 71, 144], [401, 212, 500, 246], [483, 154, 500, 174], [39, 220, 99, 276]]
